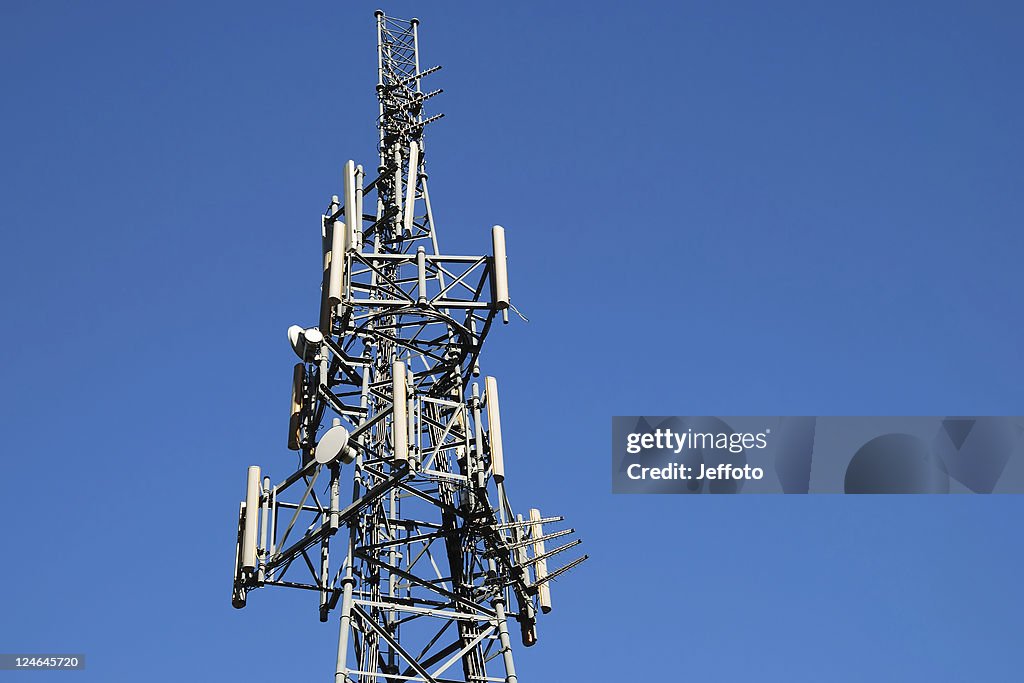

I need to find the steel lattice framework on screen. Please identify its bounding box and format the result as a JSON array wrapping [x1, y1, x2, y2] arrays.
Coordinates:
[[232, 12, 586, 683]]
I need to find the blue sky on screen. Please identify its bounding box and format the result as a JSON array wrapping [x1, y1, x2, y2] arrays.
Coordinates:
[[1, 1, 1022, 681]]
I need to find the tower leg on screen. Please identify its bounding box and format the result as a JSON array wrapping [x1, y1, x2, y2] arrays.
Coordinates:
[[334, 576, 355, 683], [335, 524, 357, 683], [493, 598, 519, 683]]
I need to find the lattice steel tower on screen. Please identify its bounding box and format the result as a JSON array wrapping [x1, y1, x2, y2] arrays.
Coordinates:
[[231, 11, 586, 683]]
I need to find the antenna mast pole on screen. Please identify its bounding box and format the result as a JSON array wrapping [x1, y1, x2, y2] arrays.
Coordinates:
[[231, 12, 586, 683]]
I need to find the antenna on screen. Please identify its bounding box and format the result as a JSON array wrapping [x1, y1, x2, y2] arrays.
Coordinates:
[[231, 12, 586, 682]]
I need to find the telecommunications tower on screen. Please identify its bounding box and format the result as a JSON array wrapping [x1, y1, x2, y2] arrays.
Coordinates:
[[231, 11, 586, 683]]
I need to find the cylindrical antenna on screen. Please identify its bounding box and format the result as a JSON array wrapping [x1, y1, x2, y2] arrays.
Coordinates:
[[242, 466, 261, 572], [344, 160, 358, 241], [288, 362, 304, 451], [416, 246, 427, 306], [404, 141, 419, 232], [513, 513, 530, 567], [485, 376, 505, 482], [329, 462, 340, 530], [530, 508, 552, 613], [328, 220, 348, 306], [354, 165, 365, 251], [392, 360, 409, 465], [491, 225, 509, 310], [407, 367, 417, 469], [232, 501, 247, 609], [320, 196, 339, 334], [520, 599, 537, 647], [259, 476, 270, 582], [471, 382, 485, 488], [392, 147, 403, 217]]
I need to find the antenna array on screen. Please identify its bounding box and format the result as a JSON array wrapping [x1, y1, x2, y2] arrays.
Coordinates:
[[231, 12, 586, 683]]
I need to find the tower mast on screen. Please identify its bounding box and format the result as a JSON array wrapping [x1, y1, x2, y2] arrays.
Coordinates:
[[232, 13, 586, 683]]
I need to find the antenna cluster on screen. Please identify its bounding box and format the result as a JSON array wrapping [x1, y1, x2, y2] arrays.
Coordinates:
[[231, 12, 586, 682]]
